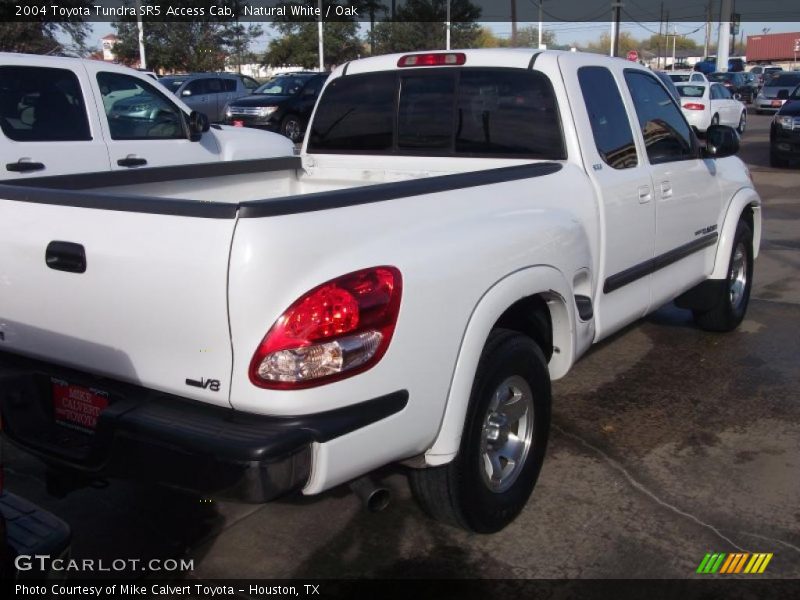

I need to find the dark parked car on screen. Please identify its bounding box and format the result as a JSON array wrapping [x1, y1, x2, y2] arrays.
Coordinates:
[[223, 72, 330, 142], [769, 84, 800, 168], [707, 71, 757, 103], [159, 73, 259, 123]]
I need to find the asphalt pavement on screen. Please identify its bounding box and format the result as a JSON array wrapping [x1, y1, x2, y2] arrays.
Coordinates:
[[3, 111, 799, 581]]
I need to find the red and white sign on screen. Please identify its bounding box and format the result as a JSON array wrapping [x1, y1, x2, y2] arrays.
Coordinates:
[[52, 378, 109, 432], [627, 50, 639, 62]]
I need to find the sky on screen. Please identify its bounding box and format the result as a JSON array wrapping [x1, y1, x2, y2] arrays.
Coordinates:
[[88, 20, 800, 55]]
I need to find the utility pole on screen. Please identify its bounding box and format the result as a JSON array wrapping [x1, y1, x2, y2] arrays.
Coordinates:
[[135, 0, 146, 70], [318, 0, 324, 71], [610, 1, 622, 58], [538, 1, 544, 48], [511, 0, 517, 47], [717, 0, 731, 72], [704, 1, 711, 59], [657, 2, 663, 69], [446, 0, 451, 50]]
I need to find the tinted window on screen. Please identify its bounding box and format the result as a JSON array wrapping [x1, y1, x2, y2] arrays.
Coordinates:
[[160, 77, 186, 94], [308, 71, 395, 152], [397, 73, 455, 150], [578, 66, 637, 169], [310, 69, 563, 158], [223, 79, 236, 92], [256, 75, 312, 96], [455, 70, 564, 157], [206, 78, 223, 94], [771, 74, 800, 87], [0, 66, 91, 142], [97, 72, 184, 140], [717, 85, 732, 99], [624, 70, 695, 164]]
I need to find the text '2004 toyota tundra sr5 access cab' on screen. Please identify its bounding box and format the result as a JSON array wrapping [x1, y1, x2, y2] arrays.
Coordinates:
[[0, 50, 761, 533]]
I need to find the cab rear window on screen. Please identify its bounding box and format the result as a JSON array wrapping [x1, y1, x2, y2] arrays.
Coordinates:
[[308, 68, 565, 159]]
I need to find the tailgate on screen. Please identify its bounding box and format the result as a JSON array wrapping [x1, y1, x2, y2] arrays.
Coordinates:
[[0, 197, 236, 408]]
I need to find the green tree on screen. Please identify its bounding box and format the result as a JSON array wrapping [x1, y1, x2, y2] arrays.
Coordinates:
[[583, 32, 642, 56], [112, 1, 262, 72], [0, 1, 90, 55], [370, 0, 481, 54], [506, 25, 557, 48], [264, 21, 363, 69]]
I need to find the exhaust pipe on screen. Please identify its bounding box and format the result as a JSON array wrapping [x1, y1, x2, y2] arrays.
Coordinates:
[[349, 476, 391, 512]]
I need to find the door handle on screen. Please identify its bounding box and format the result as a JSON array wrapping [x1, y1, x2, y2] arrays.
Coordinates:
[[6, 160, 45, 173], [661, 181, 673, 198], [637, 185, 652, 203], [117, 156, 147, 167], [45, 241, 86, 273]]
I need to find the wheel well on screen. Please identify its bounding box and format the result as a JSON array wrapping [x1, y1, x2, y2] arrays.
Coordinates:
[[493, 295, 553, 362], [741, 204, 754, 232]]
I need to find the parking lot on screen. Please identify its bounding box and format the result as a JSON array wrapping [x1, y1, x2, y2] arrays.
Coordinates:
[[3, 110, 799, 581]]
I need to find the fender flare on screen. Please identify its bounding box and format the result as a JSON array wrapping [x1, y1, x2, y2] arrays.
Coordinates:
[[424, 265, 575, 466], [711, 187, 762, 280]]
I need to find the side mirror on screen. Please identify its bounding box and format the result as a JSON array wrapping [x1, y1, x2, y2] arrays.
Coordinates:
[[703, 125, 739, 158], [777, 89, 789, 99], [181, 89, 192, 97], [187, 110, 210, 141]]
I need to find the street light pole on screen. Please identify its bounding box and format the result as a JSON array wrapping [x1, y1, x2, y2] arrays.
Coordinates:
[[610, 1, 623, 58], [446, 0, 451, 50], [318, 0, 324, 71], [135, 0, 146, 69], [538, 1, 543, 48]]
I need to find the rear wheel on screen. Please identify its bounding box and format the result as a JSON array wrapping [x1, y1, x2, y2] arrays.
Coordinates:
[[693, 220, 753, 332], [410, 329, 551, 533]]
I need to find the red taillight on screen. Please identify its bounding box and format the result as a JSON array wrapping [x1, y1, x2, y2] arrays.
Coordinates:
[[249, 267, 402, 389], [397, 53, 466, 67], [683, 103, 706, 110]]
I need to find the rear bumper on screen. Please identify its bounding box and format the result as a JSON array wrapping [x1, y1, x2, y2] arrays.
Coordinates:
[[0, 351, 407, 502]]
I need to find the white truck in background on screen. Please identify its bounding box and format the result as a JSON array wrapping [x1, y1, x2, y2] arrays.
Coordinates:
[[0, 53, 293, 178], [0, 50, 760, 533]]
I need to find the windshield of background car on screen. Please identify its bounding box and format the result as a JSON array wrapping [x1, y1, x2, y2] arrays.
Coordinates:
[[308, 68, 565, 158], [677, 85, 705, 98], [159, 77, 186, 93], [770, 74, 800, 87], [790, 85, 800, 99], [255, 76, 311, 96], [669, 74, 691, 82]]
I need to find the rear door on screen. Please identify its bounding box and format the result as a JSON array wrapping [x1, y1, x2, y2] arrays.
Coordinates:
[[85, 65, 221, 169], [622, 68, 722, 309], [0, 198, 237, 407], [561, 55, 656, 338], [0, 61, 110, 178]]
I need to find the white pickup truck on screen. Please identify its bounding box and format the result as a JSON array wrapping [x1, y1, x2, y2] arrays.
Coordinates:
[[0, 50, 761, 533], [0, 53, 293, 178]]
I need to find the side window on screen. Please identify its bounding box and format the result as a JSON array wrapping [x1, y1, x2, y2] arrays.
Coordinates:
[[0, 66, 91, 142], [206, 78, 223, 94], [241, 76, 259, 91], [577, 66, 637, 169], [185, 79, 207, 96], [717, 85, 732, 99], [97, 72, 184, 141], [303, 77, 325, 97], [710, 85, 719, 100], [624, 70, 695, 164], [223, 79, 237, 92]]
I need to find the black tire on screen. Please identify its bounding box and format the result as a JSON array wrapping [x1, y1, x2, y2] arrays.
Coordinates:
[[410, 328, 551, 533], [737, 111, 747, 134], [769, 149, 788, 168], [693, 220, 753, 332], [280, 114, 304, 143]]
